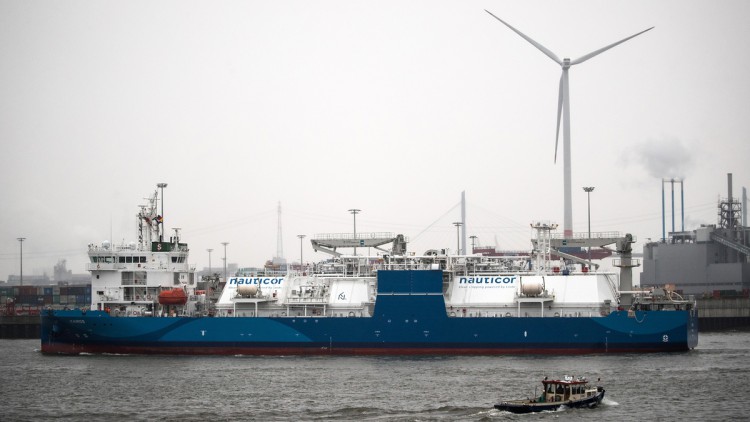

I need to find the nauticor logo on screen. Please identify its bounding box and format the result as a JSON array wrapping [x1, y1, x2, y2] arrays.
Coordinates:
[[229, 277, 285, 285], [458, 276, 517, 284]]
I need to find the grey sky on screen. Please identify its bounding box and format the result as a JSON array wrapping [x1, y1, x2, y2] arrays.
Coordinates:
[[1, 0, 748, 281]]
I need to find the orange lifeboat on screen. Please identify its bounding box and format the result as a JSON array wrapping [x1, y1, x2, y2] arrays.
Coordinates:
[[158, 288, 188, 305]]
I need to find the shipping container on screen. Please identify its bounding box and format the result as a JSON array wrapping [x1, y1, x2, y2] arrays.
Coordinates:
[[19, 286, 35, 295]]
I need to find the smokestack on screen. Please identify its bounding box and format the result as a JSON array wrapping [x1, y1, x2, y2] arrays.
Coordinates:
[[728, 174, 733, 228], [743, 187, 747, 227], [673, 180, 677, 234], [681, 180, 685, 232], [728, 173, 733, 202], [661, 178, 685, 241], [662, 180, 665, 242]]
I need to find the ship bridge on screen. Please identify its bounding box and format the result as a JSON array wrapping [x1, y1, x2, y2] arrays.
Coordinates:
[[311, 232, 408, 257]]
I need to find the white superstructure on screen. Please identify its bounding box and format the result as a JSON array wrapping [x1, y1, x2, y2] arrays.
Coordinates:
[[86, 189, 199, 317], [212, 251, 620, 319]]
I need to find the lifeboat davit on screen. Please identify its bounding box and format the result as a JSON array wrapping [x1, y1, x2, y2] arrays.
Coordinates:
[[158, 288, 187, 305]]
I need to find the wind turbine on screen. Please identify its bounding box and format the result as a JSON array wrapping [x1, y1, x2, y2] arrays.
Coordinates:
[[485, 10, 653, 237]]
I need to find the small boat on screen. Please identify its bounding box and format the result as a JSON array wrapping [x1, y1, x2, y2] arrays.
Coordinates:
[[158, 288, 188, 306], [494, 376, 605, 414]]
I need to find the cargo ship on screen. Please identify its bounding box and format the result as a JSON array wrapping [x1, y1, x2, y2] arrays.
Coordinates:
[[40, 189, 699, 355]]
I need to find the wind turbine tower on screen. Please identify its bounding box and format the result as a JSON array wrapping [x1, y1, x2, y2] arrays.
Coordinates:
[[485, 10, 653, 237], [273, 201, 286, 266]]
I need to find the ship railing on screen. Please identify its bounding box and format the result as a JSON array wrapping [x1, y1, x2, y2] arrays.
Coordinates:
[[612, 258, 641, 268], [381, 262, 439, 271], [286, 297, 329, 304], [305, 265, 378, 277], [445, 304, 613, 318], [87, 263, 117, 271], [448, 265, 521, 276], [313, 232, 396, 241], [540, 306, 613, 318], [120, 281, 148, 287], [306, 271, 357, 278], [88, 243, 147, 252], [122, 295, 157, 302], [445, 256, 531, 273], [87, 262, 181, 271], [446, 308, 518, 318], [238, 269, 288, 277], [550, 231, 621, 240]]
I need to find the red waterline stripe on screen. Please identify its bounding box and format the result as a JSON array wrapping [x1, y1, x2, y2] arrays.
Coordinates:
[[40, 343, 688, 356]]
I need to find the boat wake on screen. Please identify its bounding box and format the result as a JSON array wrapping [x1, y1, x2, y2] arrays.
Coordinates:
[[601, 397, 619, 406], [492, 407, 563, 416]]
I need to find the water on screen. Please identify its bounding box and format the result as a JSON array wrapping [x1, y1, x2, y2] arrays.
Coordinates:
[[2, 331, 749, 421]]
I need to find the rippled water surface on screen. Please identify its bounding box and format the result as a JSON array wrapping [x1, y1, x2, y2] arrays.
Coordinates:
[[2, 331, 749, 421]]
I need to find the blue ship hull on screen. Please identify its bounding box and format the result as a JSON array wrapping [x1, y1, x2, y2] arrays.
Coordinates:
[[40, 271, 699, 355]]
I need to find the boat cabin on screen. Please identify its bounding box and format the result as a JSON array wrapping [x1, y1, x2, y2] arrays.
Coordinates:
[[542, 376, 599, 403]]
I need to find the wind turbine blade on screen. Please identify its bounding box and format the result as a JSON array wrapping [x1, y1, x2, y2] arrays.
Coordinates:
[[485, 9, 562, 65], [555, 73, 563, 163], [570, 26, 654, 65]]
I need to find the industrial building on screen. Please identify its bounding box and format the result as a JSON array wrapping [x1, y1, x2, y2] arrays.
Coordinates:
[[641, 174, 749, 297]]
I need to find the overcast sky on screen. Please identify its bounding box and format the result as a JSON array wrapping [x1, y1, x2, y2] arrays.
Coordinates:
[[1, 0, 748, 281]]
